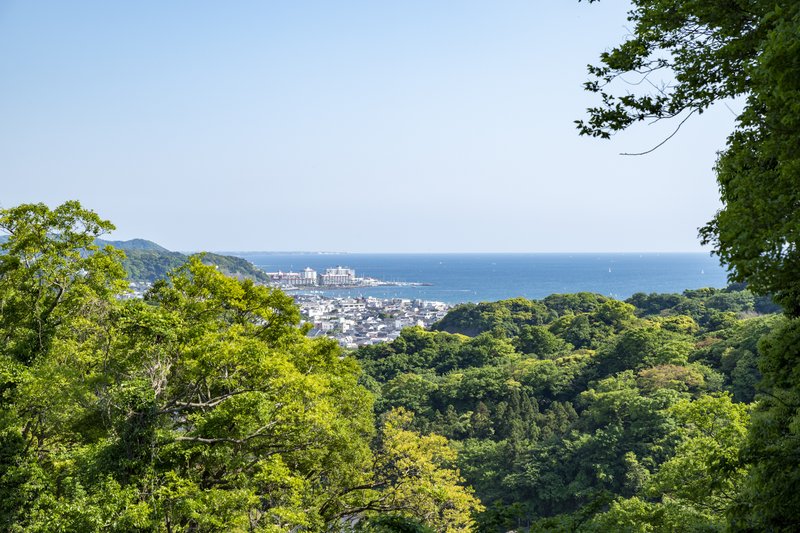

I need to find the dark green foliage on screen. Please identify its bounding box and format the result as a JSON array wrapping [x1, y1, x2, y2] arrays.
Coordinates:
[[592, 327, 694, 379], [626, 292, 688, 317], [197, 252, 272, 283], [357, 327, 521, 390], [514, 325, 572, 357], [89, 237, 271, 283], [548, 300, 635, 350], [431, 297, 551, 337], [542, 292, 610, 316], [628, 287, 772, 335], [355, 514, 435, 532], [731, 317, 800, 530], [577, 0, 765, 139], [357, 327, 472, 383], [357, 282, 780, 529], [119, 248, 186, 281], [699, 3, 800, 316], [683, 288, 755, 315], [691, 315, 780, 403], [580, 2, 800, 530]]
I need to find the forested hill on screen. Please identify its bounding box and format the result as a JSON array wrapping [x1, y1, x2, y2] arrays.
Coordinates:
[[3, 234, 272, 284], [355, 285, 784, 530], [95, 238, 270, 283], [197, 252, 271, 283], [95, 237, 169, 252]]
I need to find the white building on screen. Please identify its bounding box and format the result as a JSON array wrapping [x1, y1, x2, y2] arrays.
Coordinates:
[[267, 268, 317, 286], [320, 266, 356, 286], [301, 267, 317, 285]]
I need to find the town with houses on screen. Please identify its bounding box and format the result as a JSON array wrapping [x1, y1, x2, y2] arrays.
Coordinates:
[[125, 265, 450, 348], [296, 294, 450, 349]]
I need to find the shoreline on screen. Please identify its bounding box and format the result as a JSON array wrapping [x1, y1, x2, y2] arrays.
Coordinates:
[[276, 281, 433, 291]]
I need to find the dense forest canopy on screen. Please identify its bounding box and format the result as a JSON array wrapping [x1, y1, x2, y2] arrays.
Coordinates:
[[356, 288, 781, 530]]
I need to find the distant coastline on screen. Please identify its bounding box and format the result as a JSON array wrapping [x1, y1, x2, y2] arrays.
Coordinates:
[[231, 252, 729, 305], [261, 264, 431, 291], [283, 281, 433, 291]]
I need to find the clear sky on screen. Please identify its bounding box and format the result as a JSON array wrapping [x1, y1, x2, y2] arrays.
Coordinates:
[[0, 1, 738, 252]]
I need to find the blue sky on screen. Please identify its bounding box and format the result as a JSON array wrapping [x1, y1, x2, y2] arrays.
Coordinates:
[[0, 1, 738, 252]]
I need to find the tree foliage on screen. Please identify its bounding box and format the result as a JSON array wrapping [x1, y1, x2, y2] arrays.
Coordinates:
[[0, 201, 126, 363], [581, 2, 800, 529], [0, 202, 479, 532], [355, 280, 778, 529], [578, 0, 799, 315]]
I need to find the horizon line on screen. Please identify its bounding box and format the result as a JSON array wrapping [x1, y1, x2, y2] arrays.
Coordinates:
[[199, 250, 718, 255]]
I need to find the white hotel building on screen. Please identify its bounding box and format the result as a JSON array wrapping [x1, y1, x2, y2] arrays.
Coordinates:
[[320, 266, 356, 286], [267, 266, 357, 287]]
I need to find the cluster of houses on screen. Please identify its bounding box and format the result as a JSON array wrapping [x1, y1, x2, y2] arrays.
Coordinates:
[[122, 281, 152, 300], [123, 273, 449, 349], [294, 294, 451, 349]]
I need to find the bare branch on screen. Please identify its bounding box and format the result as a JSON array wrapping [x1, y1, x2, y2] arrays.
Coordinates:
[[621, 108, 698, 156]]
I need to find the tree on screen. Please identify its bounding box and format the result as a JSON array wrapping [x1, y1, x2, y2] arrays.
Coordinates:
[[593, 326, 694, 379], [0, 202, 485, 531], [578, 0, 800, 315], [514, 325, 571, 358], [128, 258, 377, 530], [580, 2, 800, 529], [361, 408, 484, 532], [583, 496, 716, 533], [701, 4, 800, 315], [2, 251, 379, 531], [0, 201, 126, 363], [649, 394, 749, 518], [577, 0, 764, 139], [585, 394, 750, 532], [469, 401, 494, 439], [0, 202, 128, 530], [731, 318, 800, 530], [431, 298, 550, 337]]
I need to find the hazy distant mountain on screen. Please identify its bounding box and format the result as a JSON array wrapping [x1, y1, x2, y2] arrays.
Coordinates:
[[96, 238, 169, 252]]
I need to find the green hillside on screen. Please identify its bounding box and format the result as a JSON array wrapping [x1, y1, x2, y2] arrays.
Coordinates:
[[198, 252, 271, 283], [119, 249, 187, 281], [96, 238, 169, 252], [356, 286, 783, 530], [95, 239, 270, 283]]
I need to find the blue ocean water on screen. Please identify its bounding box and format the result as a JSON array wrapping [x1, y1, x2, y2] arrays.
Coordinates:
[[228, 253, 730, 305]]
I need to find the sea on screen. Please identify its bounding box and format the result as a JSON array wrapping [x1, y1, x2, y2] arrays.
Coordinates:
[[226, 252, 730, 305]]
